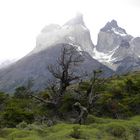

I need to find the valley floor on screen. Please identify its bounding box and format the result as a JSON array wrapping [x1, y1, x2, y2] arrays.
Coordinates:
[[0, 115, 140, 140]]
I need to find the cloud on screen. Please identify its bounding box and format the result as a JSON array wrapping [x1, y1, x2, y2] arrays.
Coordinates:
[[129, 0, 140, 7]]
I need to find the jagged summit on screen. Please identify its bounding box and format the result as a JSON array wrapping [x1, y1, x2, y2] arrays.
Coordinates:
[[93, 19, 140, 73], [33, 13, 93, 56], [64, 13, 85, 26], [110, 20, 118, 27], [101, 19, 127, 35]]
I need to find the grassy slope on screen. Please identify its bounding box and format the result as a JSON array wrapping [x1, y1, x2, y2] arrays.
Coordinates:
[[0, 115, 140, 140], [1, 72, 140, 140]]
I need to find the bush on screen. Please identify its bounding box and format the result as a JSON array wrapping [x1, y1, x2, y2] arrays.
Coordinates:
[[131, 125, 140, 140], [16, 121, 28, 129], [86, 115, 96, 124], [106, 123, 126, 138], [70, 125, 82, 139], [2, 107, 34, 127]]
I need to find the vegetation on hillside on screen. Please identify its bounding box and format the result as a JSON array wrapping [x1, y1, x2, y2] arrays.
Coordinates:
[[0, 45, 140, 139], [0, 71, 140, 139], [0, 115, 140, 140]]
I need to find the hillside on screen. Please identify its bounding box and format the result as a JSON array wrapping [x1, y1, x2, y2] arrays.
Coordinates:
[[0, 116, 140, 140], [0, 71, 140, 139]]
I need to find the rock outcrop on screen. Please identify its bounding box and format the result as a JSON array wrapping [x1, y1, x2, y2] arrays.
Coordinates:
[[93, 20, 140, 73]]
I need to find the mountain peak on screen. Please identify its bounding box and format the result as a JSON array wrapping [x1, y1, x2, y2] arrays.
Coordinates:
[[110, 20, 118, 28], [100, 19, 127, 35], [64, 13, 85, 26]]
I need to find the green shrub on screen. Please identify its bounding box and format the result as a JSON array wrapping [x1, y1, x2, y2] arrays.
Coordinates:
[[16, 121, 28, 129], [106, 123, 126, 138], [70, 125, 82, 139], [86, 115, 96, 124], [2, 107, 34, 127], [131, 125, 140, 140]]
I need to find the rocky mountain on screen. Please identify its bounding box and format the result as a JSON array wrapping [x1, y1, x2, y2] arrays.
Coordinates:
[[0, 14, 113, 93], [93, 20, 140, 73], [32, 13, 94, 56], [1, 14, 140, 92]]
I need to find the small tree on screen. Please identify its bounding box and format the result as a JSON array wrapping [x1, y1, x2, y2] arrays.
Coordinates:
[[48, 43, 85, 96], [86, 70, 105, 111], [26, 44, 85, 119], [14, 86, 28, 99]]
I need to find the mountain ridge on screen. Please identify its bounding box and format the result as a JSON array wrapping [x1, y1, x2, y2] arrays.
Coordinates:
[[0, 14, 140, 92], [93, 19, 140, 72], [0, 15, 113, 92]]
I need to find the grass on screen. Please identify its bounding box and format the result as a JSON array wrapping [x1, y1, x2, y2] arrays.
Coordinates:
[[0, 115, 140, 140]]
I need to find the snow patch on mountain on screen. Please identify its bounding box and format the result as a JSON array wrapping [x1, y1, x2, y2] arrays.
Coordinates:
[[112, 28, 127, 36], [93, 46, 119, 63]]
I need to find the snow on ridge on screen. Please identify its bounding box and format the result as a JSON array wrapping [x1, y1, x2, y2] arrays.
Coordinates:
[[112, 28, 127, 36], [68, 36, 75, 42], [93, 46, 119, 63], [68, 42, 82, 53]]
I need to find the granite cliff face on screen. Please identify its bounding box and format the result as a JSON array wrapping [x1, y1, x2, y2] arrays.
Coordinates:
[[93, 20, 140, 73], [33, 14, 94, 56], [96, 20, 132, 53]]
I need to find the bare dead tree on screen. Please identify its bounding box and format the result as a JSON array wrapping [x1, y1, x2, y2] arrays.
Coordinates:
[[23, 44, 85, 119], [24, 79, 57, 107], [73, 102, 88, 125], [86, 70, 107, 111], [48, 43, 85, 96]]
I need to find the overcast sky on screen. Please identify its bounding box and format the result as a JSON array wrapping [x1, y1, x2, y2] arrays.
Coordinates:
[[0, 0, 140, 62]]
